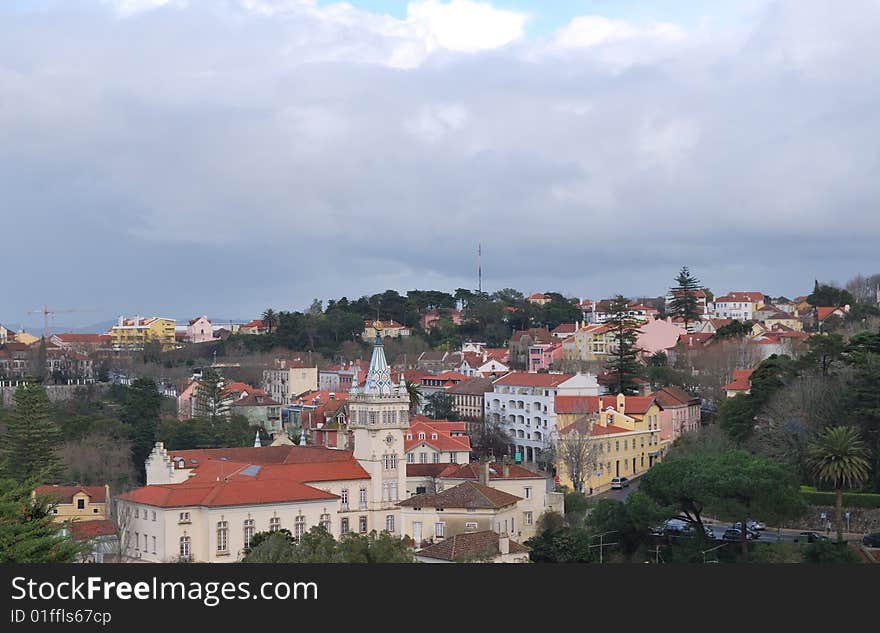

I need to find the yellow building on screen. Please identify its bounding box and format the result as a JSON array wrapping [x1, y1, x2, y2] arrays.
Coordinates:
[[556, 393, 663, 494], [34, 485, 110, 522], [14, 331, 40, 346], [561, 324, 616, 363], [763, 312, 803, 331], [110, 316, 176, 350], [361, 320, 411, 341]]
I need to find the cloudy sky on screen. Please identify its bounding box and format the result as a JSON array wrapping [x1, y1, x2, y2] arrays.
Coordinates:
[[2, 0, 879, 330]]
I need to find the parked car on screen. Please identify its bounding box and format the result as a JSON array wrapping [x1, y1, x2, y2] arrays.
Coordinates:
[[863, 532, 880, 548], [664, 519, 714, 539], [731, 522, 762, 539], [795, 531, 830, 544], [722, 528, 757, 542], [610, 477, 630, 489]]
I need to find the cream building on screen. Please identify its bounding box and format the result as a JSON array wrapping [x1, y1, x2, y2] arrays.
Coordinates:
[[262, 365, 319, 403], [34, 485, 110, 522]]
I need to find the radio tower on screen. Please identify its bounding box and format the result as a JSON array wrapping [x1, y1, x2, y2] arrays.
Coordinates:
[[478, 242, 482, 295]]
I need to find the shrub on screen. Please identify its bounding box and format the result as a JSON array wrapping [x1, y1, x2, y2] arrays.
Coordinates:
[[799, 487, 880, 509], [803, 541, 859, 564]]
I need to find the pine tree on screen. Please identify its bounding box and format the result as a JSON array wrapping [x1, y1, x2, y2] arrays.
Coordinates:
[[669, 266, 702, 331], [0, 477, 86, 563], [603, 295, 643, 396], [194, 370, 227, 421], [1, 383, 63, 482], [121, 378, 162, 482]]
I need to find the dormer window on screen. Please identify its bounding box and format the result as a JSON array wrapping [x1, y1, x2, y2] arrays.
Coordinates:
[[431, 433, 437, 440], [418, 432, 425, 440]]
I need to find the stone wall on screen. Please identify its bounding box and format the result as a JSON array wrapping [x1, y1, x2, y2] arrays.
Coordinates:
[[781, 505, 880, 534], [0, 383, 111, 407]]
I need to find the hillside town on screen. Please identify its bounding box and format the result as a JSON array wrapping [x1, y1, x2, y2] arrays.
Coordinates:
[[3, 269, 880, 564]]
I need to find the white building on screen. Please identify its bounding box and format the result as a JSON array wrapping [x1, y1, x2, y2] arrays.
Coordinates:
[[186, 316, 213, 344], [484, 372, 579, 465], [710, 292, 765, 321], [262, 365, 318, 404]]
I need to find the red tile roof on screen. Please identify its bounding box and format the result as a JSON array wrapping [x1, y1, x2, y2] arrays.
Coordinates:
[[53, 333, 104, 343], [398, 480, 522, 509], [405, 418, 472, 453], [35, 485, 107, 504], [590, 424, 632, 436], [492, 372, 574, 388], [69, 519, 116, 541], [722, 369, 753, 392], [416, 530, 528, 561], [118, 479, 338, 508], [439, 462, 544, 480], [816, 307, 843, 322], [714, 292, 764, 303], [555, 395, 602, 415], [653, 386, 700, 408]]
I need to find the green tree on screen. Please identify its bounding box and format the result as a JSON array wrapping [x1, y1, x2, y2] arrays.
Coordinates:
[[712, 451, 805, 554], [603, 294, 643, 395], [714, 320, 753, 339], [194, 370, 227, 421], [669, 266, 703, 331], [242, 530, 296, 562], [0, 478, 86, 563], [807, 282, 855, 309], [121, 378, 162, 483], [261, 308, 278, 334], [1, 383, 63, 482], [423, 391, 459, 420], [800, 333, 846, 376], [639, 454, 719, 539], [717, 394, 756, 444], [404, 380, 422, 414], [806, 426, 871, 542], [335, 531, 415, 563]]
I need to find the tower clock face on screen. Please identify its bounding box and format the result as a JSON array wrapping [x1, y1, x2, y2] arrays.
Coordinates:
[[385, 434, 395, 446]]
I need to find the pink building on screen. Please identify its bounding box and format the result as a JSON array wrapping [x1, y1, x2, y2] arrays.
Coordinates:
[[186, 316, 213, 344], [653, 386, 701, 442], [636, 317, 687, 360], [528, 342, 562, 372]]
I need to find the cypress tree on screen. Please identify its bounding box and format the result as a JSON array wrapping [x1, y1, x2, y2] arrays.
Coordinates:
[[0, 477, 86, 563], [1, 383, 63, 482], [603, 295, 643, 396], [669, 266, 702, 331], [122, 378, 162, 482]]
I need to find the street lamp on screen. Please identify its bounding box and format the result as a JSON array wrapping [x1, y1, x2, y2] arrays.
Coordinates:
[[591, 530, 618, 564]]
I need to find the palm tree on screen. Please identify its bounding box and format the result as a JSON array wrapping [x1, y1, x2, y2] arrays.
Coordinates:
[[404, 380, 422, 415], [806, 426, 871, 542], [261, 308, 278, 334]]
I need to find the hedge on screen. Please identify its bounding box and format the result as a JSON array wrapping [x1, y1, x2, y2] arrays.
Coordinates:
[[800, 486, 880, 509]]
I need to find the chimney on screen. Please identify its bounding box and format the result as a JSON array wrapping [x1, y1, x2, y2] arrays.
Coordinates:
[[499, 533, 510, 555], [479, 458, 491, 485], [118, 315, 124, 327], [502, 457, 510, 478]]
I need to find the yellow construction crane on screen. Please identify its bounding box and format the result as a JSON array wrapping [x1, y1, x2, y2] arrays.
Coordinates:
[[27, 305, 97, 339]]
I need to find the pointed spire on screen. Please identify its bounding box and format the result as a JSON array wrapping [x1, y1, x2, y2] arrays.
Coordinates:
[[363, 321, 393, 396], [299, 429, 308, 446], [253, 429, 261, 448]]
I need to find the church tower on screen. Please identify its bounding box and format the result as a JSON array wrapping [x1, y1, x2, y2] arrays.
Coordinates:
[[348, 322, 411, 533]]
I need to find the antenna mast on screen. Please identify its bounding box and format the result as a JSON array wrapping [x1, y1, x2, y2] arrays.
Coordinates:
[[478, 242, 482, 295]]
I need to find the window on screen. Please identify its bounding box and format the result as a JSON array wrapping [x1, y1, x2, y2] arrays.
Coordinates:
[[418, 432, 425, 440], [341, 518, 350, 534], [641, 436, 645, 447], [243, 519, 255, 549], [391, 454, 398, 469], [295, 515, 306, 541], [385, 515, 394, 533], [151, 510, 156, 521], [151, 536, 156, 554], [135, 508, 140, 519], [390, 481, 397, 501], [135, 532, 139, 549], [524, 487, 532, 499], [359, 488, 367, 510], [269, 516, 281, 532], [179, 512, 190, 523], [420, 453, 427, 464], [449, 452, 456, 463], [525, 511, 533, 526], [359, 516, 368, 533], [341, 489, 349, 509], [77, 498, 85, 510], [321, 513, 331, 532], [217, 521, 228, 552], [624, 440, 628, 451], [435, 522, 445, 538], [407, 453, 414, 463], [432, 452, 440, 463], [615, 441, 620, 452], [179, 535, 190, 560], [383, 454, 390, 470], [465, 522, 478, 532], [382, 482, 389, 502]]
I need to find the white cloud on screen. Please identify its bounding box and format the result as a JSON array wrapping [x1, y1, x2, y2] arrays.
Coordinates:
[[405, 103, 469, 143], [406, 0, 527, 53], [104, 0, 177, 17], [554, 16, 685, 49]]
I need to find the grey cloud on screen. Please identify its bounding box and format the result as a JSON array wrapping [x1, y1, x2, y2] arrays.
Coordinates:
[[2, 0, 880, 328]]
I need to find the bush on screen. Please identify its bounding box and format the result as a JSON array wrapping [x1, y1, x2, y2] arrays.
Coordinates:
[[747, 543, 803, 564], [799, 487, 880, 509], [803, 541, 859, 564]]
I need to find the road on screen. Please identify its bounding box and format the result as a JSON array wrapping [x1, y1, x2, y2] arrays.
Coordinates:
[[589, 485, 862, 544]]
